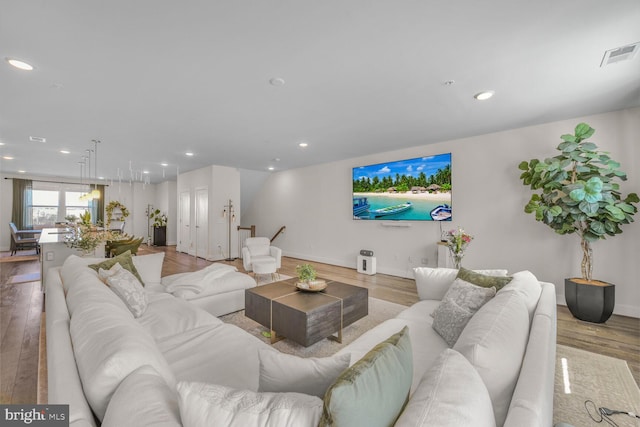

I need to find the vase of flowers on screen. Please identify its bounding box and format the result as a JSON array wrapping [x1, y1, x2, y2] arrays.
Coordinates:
[[444, 226, 473, 269]]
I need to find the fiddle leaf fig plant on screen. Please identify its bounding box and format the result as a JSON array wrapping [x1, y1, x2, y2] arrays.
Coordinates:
[[518, 123, 638, 282]]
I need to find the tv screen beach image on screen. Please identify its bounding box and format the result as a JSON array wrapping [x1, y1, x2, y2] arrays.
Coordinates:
[[352, 153, 452, 221]]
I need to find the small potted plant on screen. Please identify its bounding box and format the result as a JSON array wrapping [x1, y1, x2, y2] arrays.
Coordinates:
[[296, 263, 326, 291]]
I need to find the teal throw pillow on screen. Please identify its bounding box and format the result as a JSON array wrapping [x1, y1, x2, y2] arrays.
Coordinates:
[[457, 267, 512, 291], [319, 326, 413, 427], [88, 250, 144, 285]]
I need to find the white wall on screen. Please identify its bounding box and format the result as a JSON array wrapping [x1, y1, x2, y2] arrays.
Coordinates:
[[243, 107, 640, 317], [105, 181, 157, 242], [177, 165, 241, 260]]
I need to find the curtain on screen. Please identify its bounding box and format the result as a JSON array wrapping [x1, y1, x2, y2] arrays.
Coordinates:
[[11, 178, 33, 229], [95, 185, 105, 225]]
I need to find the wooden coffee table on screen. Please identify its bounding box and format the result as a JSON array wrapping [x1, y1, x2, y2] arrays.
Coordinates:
[[245, 278, 368, 347]]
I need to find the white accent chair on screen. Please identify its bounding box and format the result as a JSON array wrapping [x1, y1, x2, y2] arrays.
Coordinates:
[[242, 237, 282, 276]]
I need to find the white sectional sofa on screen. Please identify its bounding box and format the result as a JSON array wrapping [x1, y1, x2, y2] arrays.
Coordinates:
[[46, 254, 556, 427]]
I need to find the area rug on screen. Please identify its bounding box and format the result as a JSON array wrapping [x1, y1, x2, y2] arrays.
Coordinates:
[[554, 344, 640, 427], [220, 296, 407, 358]]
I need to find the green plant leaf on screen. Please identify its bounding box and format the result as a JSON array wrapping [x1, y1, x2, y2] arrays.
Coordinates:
[[560, 134, 577, 143], [580, 142, 597, 151], [625, 193, 640, 203], [605, 205, 625, 220], [569, 187, 586, 202], [518, 161, 530, 171], [559, 142, 578, 153], [575, 123, 595, 139], [579, 200, 599, 215], [549, 206, 563, 216], [590, 221, 605, 235]]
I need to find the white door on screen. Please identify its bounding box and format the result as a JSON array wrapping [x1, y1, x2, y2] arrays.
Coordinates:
[[195, 188, 209, 259], [179, 191, 190, 254]]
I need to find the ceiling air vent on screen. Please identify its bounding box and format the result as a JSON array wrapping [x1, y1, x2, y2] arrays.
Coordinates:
[[29, 136, 46, 143], [600, 42, 639, 67]]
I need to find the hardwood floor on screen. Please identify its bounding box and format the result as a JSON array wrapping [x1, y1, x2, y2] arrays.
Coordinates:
[[0, 245, 638, 404]]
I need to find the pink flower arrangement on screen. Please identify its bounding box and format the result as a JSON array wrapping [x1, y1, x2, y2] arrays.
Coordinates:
[[445, 226, 473, 255]]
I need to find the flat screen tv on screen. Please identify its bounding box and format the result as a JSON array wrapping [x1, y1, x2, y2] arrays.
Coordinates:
[[352, 153, 452, 221]]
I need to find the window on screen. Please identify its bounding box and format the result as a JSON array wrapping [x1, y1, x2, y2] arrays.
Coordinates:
[[29, 182, 93, 227], [31, 190, 59, 226]]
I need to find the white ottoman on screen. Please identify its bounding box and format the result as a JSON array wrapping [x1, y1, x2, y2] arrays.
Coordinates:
[[252, 259, 278, 285]]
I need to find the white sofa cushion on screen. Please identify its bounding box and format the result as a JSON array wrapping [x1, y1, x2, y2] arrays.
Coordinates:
[[102, 365, 181, 427], [177, 382, 323, 427], [137, 292, 222, 340], [498, 270, 542, 320], [453, 290, 529, 426], [99, 263, 148, 318], [412, 267, 508, 301], [70, 297, 177, 421], [258, 349, 350, 398], [394, 349, 496, 427], [132, 252, 165, 286]]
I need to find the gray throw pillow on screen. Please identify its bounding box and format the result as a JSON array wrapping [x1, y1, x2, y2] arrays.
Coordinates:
[[432, 278, 496, 346]]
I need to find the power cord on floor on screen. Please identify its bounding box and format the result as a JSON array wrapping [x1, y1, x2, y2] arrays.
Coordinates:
[[585, 400, 640, 427]]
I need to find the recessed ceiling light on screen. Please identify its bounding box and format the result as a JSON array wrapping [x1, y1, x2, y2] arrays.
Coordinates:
[[298, 142, 308, 148], [18, 170, 26, 173], [60, 150, 70, 154], [3, 156, 14, 160], [474, 91, 495, 101], [143, 170, 149, 174], [268, 166, 275, 171], [269, 77, 285, 86], [161, 162, 168, 167], [0, 142, 5, 146], [6, 58, 34, 71], [29, 136, 46, 143], [185, 151, 194, 157]]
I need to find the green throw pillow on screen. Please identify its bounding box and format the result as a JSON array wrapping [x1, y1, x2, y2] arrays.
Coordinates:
[[457, 267, 512, 291], [319, 326, 413, 427], [88, 250, 144, 285]]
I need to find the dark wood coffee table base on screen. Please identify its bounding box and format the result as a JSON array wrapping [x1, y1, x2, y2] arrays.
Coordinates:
[[245, 278, 368, 347]]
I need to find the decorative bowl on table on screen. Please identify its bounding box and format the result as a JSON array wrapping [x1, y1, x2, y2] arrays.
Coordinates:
[[296, 280, 327, 292]]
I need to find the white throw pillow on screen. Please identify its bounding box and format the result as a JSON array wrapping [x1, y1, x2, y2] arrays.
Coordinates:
[[132, 252, 165, 285], [102, 365, 181, 427], [453, 290, 529, 426], [177, 382, 323, 427], [394, 349, 496, 427], [258, 349, 350, 398], [413, 267, 508, 301], [99, 263, 148, 318]]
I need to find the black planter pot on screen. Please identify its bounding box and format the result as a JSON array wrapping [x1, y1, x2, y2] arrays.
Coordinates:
[[153, 226, 166, 246], [564, 278, 615, 323]]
